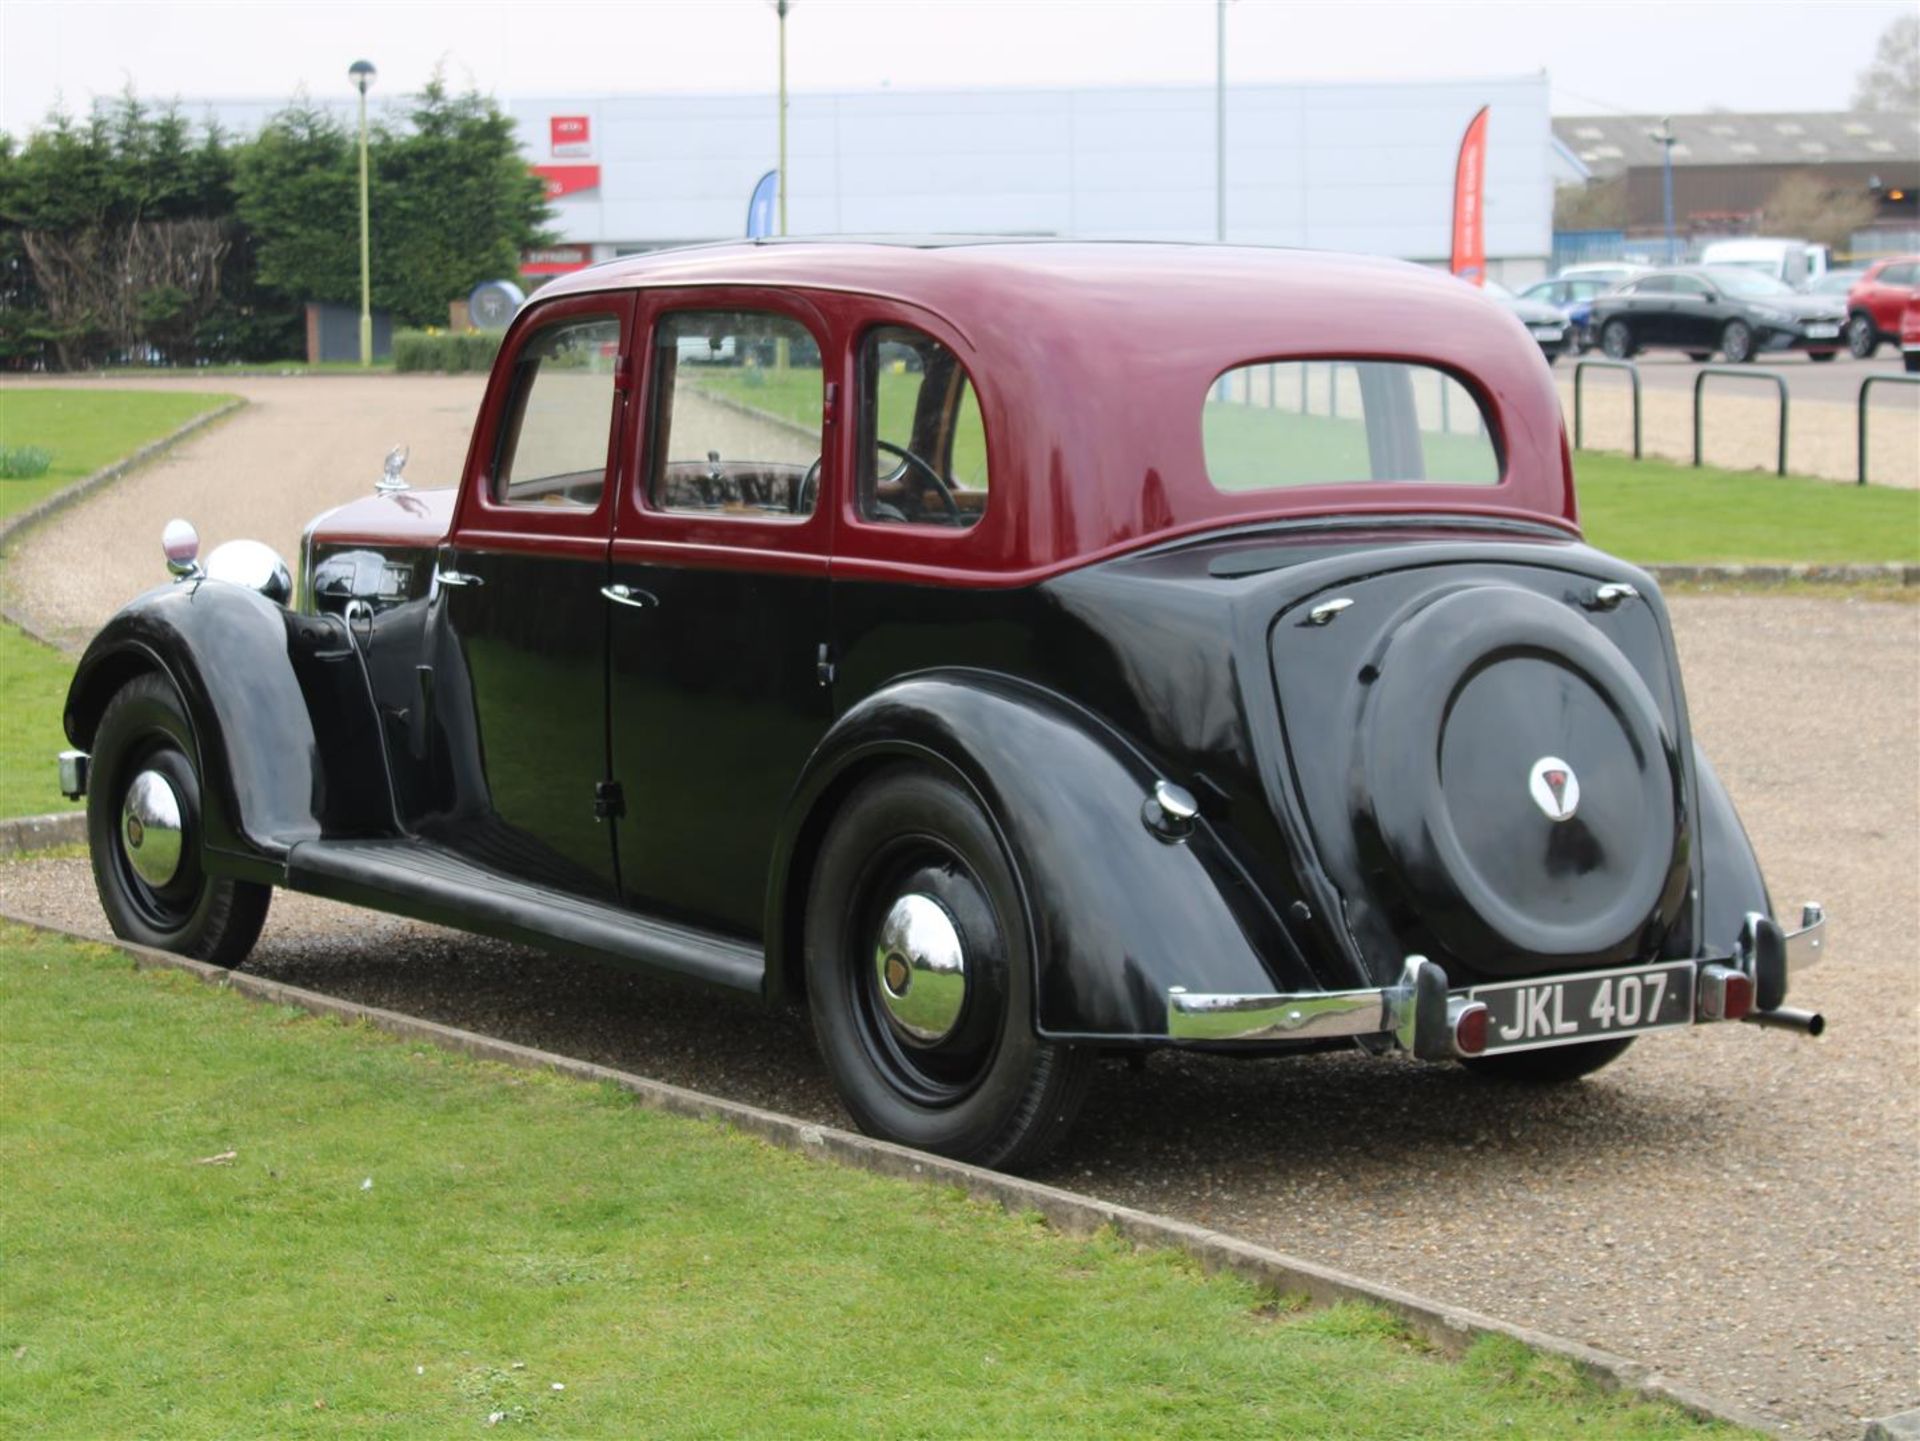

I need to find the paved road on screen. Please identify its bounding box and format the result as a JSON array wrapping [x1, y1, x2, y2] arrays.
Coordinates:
[[1606, 349, 1917, 405], [0, 375, 1913, 1437]]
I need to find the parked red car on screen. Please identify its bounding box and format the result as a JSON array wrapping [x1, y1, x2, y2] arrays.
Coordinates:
[[1902, 292, 1920, 372], [1845, 255, 1920, 359]]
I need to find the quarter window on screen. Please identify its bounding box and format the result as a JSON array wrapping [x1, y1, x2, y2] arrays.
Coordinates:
[[493, 315, 622, 507], [1202, 361, 1499, 490], [859, 326, 988, 528], [650, 310, 822, 518]]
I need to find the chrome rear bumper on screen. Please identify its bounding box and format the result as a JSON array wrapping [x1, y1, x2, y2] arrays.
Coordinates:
[[1167, 902, 1828, 1055]]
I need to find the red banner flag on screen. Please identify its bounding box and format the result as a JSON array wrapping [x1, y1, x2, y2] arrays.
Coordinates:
[[1451, 105, 1490, 286]]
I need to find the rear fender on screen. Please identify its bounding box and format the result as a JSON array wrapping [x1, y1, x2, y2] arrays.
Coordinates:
[[1692, 741, 1770, 953], [64, 581, 395, 876], [768, 672, 1309, 1040]]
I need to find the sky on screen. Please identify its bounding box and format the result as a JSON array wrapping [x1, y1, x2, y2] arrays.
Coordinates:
[[2, 0, 1912, 140]]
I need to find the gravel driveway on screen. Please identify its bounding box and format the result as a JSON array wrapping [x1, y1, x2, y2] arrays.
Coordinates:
[[2, 376, 1914, 1436]]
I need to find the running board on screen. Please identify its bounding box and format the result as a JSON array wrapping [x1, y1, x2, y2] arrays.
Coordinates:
[[285, 838, 764, 993]]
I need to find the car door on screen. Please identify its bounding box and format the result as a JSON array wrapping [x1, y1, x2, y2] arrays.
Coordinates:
[[1872, 262, 1915, 334], [605, 290, 837, 936], [1619, 275, 1674, 344], [1667, 275, 1719, 350], [430, 293, 635, 899]]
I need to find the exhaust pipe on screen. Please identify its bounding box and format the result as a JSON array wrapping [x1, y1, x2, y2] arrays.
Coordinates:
[[1743, 1007, 1825, 1037]]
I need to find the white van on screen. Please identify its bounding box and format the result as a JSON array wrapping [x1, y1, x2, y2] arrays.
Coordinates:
[[1698, 238, 1831, 290]]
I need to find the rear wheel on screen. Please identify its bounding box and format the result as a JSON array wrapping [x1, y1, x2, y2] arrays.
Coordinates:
[[1599, 319, 1635, 360], [1721, 319, 1755, 364], [804, 768, 1093, 1171], [1846, 313, 1878, 360], [87, 673, 270, 964], [1462, 1037, 1634, 1084]]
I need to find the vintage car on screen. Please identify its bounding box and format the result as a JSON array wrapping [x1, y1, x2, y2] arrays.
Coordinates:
[[59, 240, 1829, 1171]]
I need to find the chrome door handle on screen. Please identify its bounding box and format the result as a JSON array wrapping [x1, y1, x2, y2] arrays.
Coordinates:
[[600, 584, 657, 609], [436, 568, 483, 587]]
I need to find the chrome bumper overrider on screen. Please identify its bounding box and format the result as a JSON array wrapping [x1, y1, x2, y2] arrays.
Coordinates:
[[1167, 903, 1830, 1054], [58, 749, 89, 801]]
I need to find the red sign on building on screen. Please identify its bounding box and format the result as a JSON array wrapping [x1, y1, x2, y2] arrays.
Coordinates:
[[550, 115, 591, 158], [522, 246, 592, 276], [531, 164, 601, 201]]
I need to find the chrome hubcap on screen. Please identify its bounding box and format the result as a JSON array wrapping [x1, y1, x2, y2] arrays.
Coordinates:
[[873, 893, 967, 1043], [121, 769, 184, 888]]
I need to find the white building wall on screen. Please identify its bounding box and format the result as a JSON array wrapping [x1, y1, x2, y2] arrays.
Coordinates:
[[177, 75, 1554, 270]]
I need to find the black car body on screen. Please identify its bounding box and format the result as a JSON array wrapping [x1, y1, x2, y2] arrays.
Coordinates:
[[1590, 265, 1847, 363], [58, 241, 1831, 1171]]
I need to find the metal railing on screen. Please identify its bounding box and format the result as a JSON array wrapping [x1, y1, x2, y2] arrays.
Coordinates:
[[1572, 358, 1642, 459], [1857, 373, 1920, 486], [1693, 367, 1787, 477]]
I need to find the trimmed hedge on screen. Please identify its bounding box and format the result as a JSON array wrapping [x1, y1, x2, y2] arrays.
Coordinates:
[[392, 330, 504, 374]]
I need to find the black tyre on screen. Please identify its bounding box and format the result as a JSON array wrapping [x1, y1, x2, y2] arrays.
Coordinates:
[[87, 673, 270, 964], [1686, 351, 1713, 362], [1907, 351, 1920, 374], [1807, 350, 1837, 363], [1846, 313, 1878, 360], [804, 768, 1093, 1171], [1599, 319, 1635, 360], [1721, 319, 1755, 364], [1462, 1037, 1634, 1084]]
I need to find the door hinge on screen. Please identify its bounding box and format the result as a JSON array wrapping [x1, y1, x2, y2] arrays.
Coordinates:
[[594, 780, 626, 821], [815, 642, 835, 687]]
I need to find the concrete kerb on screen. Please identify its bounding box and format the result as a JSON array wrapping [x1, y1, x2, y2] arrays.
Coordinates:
[[0, 811, 85, 855], [0, 909, 1782, 1436]]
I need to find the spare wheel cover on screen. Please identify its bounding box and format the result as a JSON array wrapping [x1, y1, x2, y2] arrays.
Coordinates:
[[1360, 585, 1684, 971]]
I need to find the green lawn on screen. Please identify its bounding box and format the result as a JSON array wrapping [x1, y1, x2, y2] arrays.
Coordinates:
[[0, 624, 78, 817], [0, 923, 1739, 1440], [0, 388, 237, 523], [1574, 452, 1920, 565]]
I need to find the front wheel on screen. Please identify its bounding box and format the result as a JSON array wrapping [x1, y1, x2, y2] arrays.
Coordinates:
[[1599, 319, 1635, 360], [804, 768, 1093, 1171], [87, 673, 270, 963], [1847, 314, 1878, 360], [1721, 319, 1755, 364], [1461, 1037, 1634, 1084]]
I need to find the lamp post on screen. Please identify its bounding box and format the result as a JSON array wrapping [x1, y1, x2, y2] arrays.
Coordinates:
[[349, 59, 376, 366], [1215, 0, 1227, 242], [776, 1, 790, 237], [1649, 116, 1676, 265]]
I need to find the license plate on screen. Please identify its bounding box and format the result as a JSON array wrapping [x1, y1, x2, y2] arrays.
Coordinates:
[[1805, 324, 1839, 339], [1530, 325, 1564, 340], [1468, 961, 1695, 1054]]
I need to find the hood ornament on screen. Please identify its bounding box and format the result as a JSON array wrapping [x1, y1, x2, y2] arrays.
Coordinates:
[[1528, 756, 1580, 823], [375, 443, 411, 495]]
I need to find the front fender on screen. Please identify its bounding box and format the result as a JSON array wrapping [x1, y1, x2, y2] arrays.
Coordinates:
[[65, 580, 394, 875], [770, 671, 1311, 1040]]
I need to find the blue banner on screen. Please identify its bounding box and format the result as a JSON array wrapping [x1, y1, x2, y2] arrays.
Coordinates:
[[746, 169, 778, 239]]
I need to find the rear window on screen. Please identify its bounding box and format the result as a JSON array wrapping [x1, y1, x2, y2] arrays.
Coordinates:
[[1202, 361, 1500, 491]]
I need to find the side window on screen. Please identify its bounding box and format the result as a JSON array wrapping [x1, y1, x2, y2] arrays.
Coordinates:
[[493, 315, 622, 507], [859, 326, 989, 528], [1882, 262, 1915, 287], [1634, 275, 1676, 295], [1671, 276, 1711, 297], [650, 310, 822, 518]]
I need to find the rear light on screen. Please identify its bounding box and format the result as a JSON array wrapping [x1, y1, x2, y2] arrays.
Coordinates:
[[1448, 997, 1489, 1056], [1698, 964, 1755, 1023]]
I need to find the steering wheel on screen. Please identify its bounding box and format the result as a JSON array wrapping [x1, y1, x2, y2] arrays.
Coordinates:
[[876, 440, 960, 523]]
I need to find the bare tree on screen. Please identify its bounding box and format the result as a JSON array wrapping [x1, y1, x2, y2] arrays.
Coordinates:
[[1760, 173, 1880, 251], [1852, 13, 1919, 112]]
